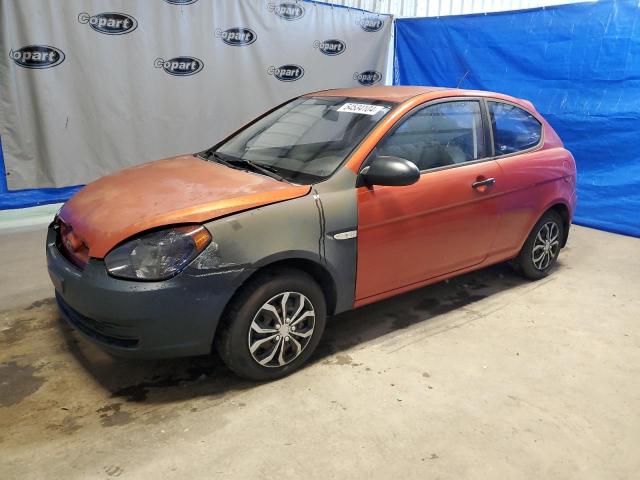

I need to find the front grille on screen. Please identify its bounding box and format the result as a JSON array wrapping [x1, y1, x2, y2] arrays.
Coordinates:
[[56, 292, 139, 349]]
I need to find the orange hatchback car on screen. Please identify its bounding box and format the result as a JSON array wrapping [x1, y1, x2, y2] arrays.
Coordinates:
[[48, 86, 576, 380]]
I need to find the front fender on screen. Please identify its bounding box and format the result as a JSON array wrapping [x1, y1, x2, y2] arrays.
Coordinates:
[[197, 187, 357, 315]]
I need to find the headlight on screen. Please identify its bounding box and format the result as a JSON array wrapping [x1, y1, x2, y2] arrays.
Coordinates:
[[105, 225, 211, 281]]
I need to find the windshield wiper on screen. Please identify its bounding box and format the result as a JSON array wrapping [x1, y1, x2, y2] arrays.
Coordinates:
[[198, 150, 286, 182], [236, 160, 285, 181], [202, 151, 239, 169], [233, 159, 285, 182]]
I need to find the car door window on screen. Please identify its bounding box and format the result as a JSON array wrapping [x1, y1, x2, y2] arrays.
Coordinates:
[[488, 101, 542, 155], [376, 100, 485, 171]]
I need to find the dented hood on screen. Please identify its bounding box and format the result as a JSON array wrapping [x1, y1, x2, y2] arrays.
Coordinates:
[[59, 155, 311, 258]]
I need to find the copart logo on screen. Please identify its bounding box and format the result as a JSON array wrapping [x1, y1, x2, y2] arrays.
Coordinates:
[[215, 27, 257, 46], [267, 2, 305, 21], [313, 39, 346, 56], [354, 70, 382, 86], [163, 0, 198, 4], [9, 45, 65, 69], [154, 56, 204, 76], [78, 12, 138, 35], [359, 16, 385, 32], [267, 64, 304, 82]]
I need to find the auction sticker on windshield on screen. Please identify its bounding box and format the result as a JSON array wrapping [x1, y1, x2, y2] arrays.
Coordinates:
[[337, 103, 388, 115]]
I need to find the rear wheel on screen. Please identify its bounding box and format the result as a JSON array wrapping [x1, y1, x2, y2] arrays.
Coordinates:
[[514, 210, 564, 280], [215, 269, 326, 381]]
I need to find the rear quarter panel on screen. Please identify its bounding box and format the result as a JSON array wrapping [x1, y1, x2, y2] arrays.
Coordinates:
[[491, 119, 576, 259]]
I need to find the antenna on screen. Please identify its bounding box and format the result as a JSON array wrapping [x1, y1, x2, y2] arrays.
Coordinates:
[[456, 70, 469, 89]]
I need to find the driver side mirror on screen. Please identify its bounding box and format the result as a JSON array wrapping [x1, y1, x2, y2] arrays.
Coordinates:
[[358, 156, 420, 187]]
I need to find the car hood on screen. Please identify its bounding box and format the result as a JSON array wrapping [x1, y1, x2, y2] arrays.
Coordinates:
[[58, 155, 311, 258]]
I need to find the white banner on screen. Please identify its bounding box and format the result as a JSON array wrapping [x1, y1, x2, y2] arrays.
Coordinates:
[[0, 0, 391, 189]]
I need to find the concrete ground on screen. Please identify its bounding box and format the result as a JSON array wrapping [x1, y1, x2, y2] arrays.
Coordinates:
[[1, 224, 639, 479]]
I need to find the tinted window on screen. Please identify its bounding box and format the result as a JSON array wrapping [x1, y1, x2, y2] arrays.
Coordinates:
[[488, 101, 542, 155], [375, 100, 485, 171]]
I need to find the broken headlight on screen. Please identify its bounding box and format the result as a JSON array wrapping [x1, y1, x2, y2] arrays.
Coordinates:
[[105, 225, 211, 281]]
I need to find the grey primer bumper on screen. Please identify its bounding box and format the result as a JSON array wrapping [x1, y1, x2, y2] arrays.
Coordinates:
[[46, 226, 248, 358]]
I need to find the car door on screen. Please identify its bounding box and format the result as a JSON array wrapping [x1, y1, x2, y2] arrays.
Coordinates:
[[356, 99, 504, 301]]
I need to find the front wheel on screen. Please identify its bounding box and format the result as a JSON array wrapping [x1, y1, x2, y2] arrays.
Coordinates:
[[514, 210, 564, 280], [215, 269, 326, 381]]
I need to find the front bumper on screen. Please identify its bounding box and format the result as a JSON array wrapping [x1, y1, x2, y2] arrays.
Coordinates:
[[46, 225, 249, 358]]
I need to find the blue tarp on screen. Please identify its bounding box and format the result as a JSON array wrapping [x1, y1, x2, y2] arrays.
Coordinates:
[[394, 0, 640, 237], [0, 137, 81, 209]]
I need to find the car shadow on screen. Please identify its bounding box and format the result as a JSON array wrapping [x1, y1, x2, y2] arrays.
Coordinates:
[[59, 262, 536, 404]]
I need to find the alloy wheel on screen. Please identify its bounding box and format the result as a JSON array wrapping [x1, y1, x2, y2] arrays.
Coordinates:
[[247, 291, 315, 368], [532, 221, 560, 270]]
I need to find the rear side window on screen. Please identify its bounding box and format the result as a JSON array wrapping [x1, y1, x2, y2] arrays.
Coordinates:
[[376, 100, 485, 171], [488, 101, 542, 155]]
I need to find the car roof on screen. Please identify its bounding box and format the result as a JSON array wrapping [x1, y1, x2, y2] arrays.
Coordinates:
[[307, 86, 449, 102], [307, 85, 534, 110]]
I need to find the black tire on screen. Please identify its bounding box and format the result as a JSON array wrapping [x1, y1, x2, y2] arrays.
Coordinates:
[[514, 210, 564, 280], [215, 268, 326, 381]]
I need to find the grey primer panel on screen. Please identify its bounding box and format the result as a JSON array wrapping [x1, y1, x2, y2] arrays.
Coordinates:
[[199, 168, 359, 315]]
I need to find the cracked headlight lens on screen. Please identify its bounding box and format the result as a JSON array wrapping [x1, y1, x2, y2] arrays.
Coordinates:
[[105, 225, 211, 281]]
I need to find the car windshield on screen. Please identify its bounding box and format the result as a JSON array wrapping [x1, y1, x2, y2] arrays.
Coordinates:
[[213, 96, 393, 184]]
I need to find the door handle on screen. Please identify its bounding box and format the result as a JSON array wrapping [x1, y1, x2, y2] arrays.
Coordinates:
[[471, 177, 496, 189]]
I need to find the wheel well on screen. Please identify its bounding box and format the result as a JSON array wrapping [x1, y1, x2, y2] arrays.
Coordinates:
[[547, 203, 570, 247], [229, 258, 338, 316]]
